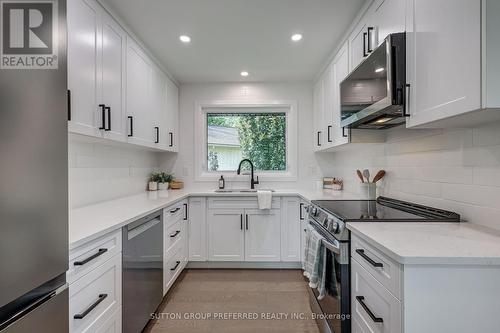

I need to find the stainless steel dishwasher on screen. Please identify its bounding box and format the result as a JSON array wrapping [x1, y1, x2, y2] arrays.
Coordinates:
[[122, 210, 163, 333]]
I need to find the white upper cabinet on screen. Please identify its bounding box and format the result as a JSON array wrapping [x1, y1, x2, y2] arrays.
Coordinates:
[[165, 78, 179, 152], [67, 0, 101, 137], [313, 79, 324, 150], [126, 38, 154, 146], [483, 0, 500, 109], [67, 0, 179, 151], [332, 42, 350, 146], [368, 0, 406, 48], [100, 11, 126, 141], [348, 20, 369, 71], [244, 209, 281, 262], [405, 0, 481, 128]]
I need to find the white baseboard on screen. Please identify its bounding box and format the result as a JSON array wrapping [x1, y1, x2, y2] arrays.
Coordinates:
[[186, 261, 302, 269]]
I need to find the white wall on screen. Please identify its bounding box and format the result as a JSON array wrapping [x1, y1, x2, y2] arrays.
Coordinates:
[[69, 135, 160, 208], [160, 82, 323, 190], [323, 122, 500, 230]]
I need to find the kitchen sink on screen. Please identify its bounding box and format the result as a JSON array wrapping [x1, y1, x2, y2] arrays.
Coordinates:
[[214, 189, 275, 193]]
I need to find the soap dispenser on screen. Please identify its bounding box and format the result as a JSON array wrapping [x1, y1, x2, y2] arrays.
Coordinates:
[[218, 175, 225, 189]]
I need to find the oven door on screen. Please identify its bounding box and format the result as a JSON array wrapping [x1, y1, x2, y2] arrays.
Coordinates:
[[307, 221, 350, 333]]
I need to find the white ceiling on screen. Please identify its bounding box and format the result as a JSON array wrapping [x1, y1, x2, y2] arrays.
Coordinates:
[[101, 0, 366, 83]]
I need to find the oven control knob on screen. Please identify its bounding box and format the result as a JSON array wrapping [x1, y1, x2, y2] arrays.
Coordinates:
[[312, 207, 318, 216], [322, 217, 329, 228], [328, 219, 340, 234]]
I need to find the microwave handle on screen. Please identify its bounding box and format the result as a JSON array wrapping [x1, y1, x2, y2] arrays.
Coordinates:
[[403, 84, 411, 117], [363, 32, 368, 57]]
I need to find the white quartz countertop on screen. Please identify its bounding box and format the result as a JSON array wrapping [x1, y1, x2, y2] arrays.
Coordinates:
[[347, 222, 500, 265], [69, 188, 358, 249]]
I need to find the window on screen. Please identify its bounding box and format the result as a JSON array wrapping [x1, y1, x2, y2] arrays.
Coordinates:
[[207, 113, 286, 172]]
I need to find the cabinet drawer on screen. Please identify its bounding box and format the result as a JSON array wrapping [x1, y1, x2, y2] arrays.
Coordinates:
[[163, 243, 186, 294], [351, 259, 401, 333], [165, 219, 185, 253], [164, 200, 187, 228], [207, 197, 281, 210], [351, 234, 402, 300], [87, 308, 121, 333], [68, 230, 122, 284], [69, 254, 122, 333]]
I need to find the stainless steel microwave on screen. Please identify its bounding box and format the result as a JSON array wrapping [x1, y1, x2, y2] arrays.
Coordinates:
[[340, 33, 406, 129]]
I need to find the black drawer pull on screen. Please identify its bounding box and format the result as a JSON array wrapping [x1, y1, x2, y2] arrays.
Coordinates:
[[74, 294, 108, 319], [342, 127, 349, 138], [355, 249, 383, 267], [155, 126, 159, 143], [183, 203, 188, 220], [317, 131, 321, 147], [67, 90, 71, 121], [128, 116, 133, 137], [356, 296, 383, 323], [240, 214, 243, 230], [170, 261, 181, 271], [299, 203, 304, 220], [105, 106, 111, 131], [169, 132, 173, 147], [169, 230, 181, 238], [74, 248, 108, 266], [367, 27, 374, 52], [170, 207, 181, 214], [363, 32, 368, 57], [99, 104, 106, 130], [327, 125, 332, 142]]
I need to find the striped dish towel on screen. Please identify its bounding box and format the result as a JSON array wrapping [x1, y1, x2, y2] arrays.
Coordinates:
[[302, 224, 327, 299]]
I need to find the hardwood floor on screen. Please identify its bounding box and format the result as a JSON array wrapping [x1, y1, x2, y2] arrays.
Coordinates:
[[145, 269, 320, 333]]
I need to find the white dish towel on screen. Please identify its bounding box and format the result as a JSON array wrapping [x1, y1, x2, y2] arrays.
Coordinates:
[[257, 190, 272, 210]]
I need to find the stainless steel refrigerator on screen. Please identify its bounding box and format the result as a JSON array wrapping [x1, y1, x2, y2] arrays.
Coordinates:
[[0, 0, 69, 331]]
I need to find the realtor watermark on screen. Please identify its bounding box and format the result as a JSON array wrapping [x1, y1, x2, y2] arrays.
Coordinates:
[[0, 0, 58, 69], [151, 312, 349, 321]]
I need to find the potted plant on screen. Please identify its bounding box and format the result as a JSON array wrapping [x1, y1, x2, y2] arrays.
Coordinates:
[[148, 172, 160, 191], [157, 171, 173, 190]]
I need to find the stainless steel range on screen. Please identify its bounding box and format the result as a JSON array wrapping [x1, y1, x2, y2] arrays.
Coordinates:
[[306, 197, 460, 333]]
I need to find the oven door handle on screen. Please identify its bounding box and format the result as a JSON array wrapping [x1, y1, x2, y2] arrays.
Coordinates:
[[321, 239, 340, 255]]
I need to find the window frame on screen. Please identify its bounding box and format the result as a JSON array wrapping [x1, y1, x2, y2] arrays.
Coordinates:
[[194, 100, 298, 182]]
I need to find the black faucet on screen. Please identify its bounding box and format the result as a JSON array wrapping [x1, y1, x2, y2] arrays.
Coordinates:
[[237, 159, 259, 189]]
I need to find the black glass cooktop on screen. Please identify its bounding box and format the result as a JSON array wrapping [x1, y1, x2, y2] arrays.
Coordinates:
[[312, 197, 460, 222]]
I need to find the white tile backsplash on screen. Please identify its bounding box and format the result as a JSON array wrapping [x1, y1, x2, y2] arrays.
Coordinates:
[[322, 121, 500, 230], [69, 136, 161, 209]]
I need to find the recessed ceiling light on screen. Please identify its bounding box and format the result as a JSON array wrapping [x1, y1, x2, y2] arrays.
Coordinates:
[[291, 34, 303, 42], [179, 35, 191, 43], [240, 71, 249, 77], [375, 67, 385, 73]]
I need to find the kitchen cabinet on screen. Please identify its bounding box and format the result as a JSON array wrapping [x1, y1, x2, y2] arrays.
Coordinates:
[[281, 197, 303, 262], [188, 197, 207, 261], [166, 78, 179, 152], [405, 0, 481, 128], [151, 64, 167, 148], [348, 20, 369, 71], [484, 0, 500, 108], [244, 209, 281, 262], [67, 0, 101, 137], [331, 42, 350, 146], [68, 0, 126, 141], [207, 209, 245, 261], [367, 0, 406, 49], [313, 79, 324, 150]]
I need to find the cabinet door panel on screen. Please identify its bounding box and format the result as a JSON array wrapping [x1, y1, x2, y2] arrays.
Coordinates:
[[281, 198, 301, 262], [188, 198, 207, 261], [126, 39, 153, 146], [166, 78, 179, 152], [67, 0, 101, 136], [349, 23, 367, 71], [333, 42, 350, 146], [406, 0, 481, 127], [151, 66, 167, 148], [101, 12, 126, 141], [208, 210, 244, 261], [244, 209, 281, 262], [313, 80, 324, 150], [369, 0, 406, 48]]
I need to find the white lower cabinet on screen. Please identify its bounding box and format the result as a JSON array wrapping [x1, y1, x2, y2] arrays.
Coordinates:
[[188, 197, 207, 261], [244, 209, 281, 261], [281, 197, 303, 262], [68, 247, 122, 333], [207, 209, 246, 261]]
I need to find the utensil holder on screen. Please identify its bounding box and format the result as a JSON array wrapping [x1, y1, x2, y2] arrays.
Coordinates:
[[360, 183, 377, 200]]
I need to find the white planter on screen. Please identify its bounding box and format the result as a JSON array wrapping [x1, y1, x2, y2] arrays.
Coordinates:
[[158, 182, 168, 190], [148, 181, 158, 191]]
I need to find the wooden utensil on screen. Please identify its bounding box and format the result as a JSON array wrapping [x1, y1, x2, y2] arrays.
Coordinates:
[[363, 169, 370, 183], [356, 170, 365, 183], [372, 170, 386, 183]]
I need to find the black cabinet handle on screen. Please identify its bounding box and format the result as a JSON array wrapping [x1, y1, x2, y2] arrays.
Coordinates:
[[183, 203, 188, 220], [74, 248, 108, 266], [169, 132, 173, 147], [355, 249, 383, 267], [367, 27, 374, 53], [128, 116, 133, 137], [404, 83, 411, 117], [299, 203, 304, 220], [67, 90, 71, 121], [363, 32, 368, 57], [327, 125, 332, 142], [154, 126, 159, 143], [169, 230, 181, 238], [170, 207, 181, 214], [105, 106, 111, 131], [74, 294, 108, 319], [356, 296, 383, 323], [240, 214, 243, 230], [342, 127, 348, 138], [170, 260, 181, 271], [246, 214, 249, 230], [98, 104, 105, 130], [317, 131, 321, 147]]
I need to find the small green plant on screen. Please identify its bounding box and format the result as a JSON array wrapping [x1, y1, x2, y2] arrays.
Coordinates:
[[150, 171, 173, 183]]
